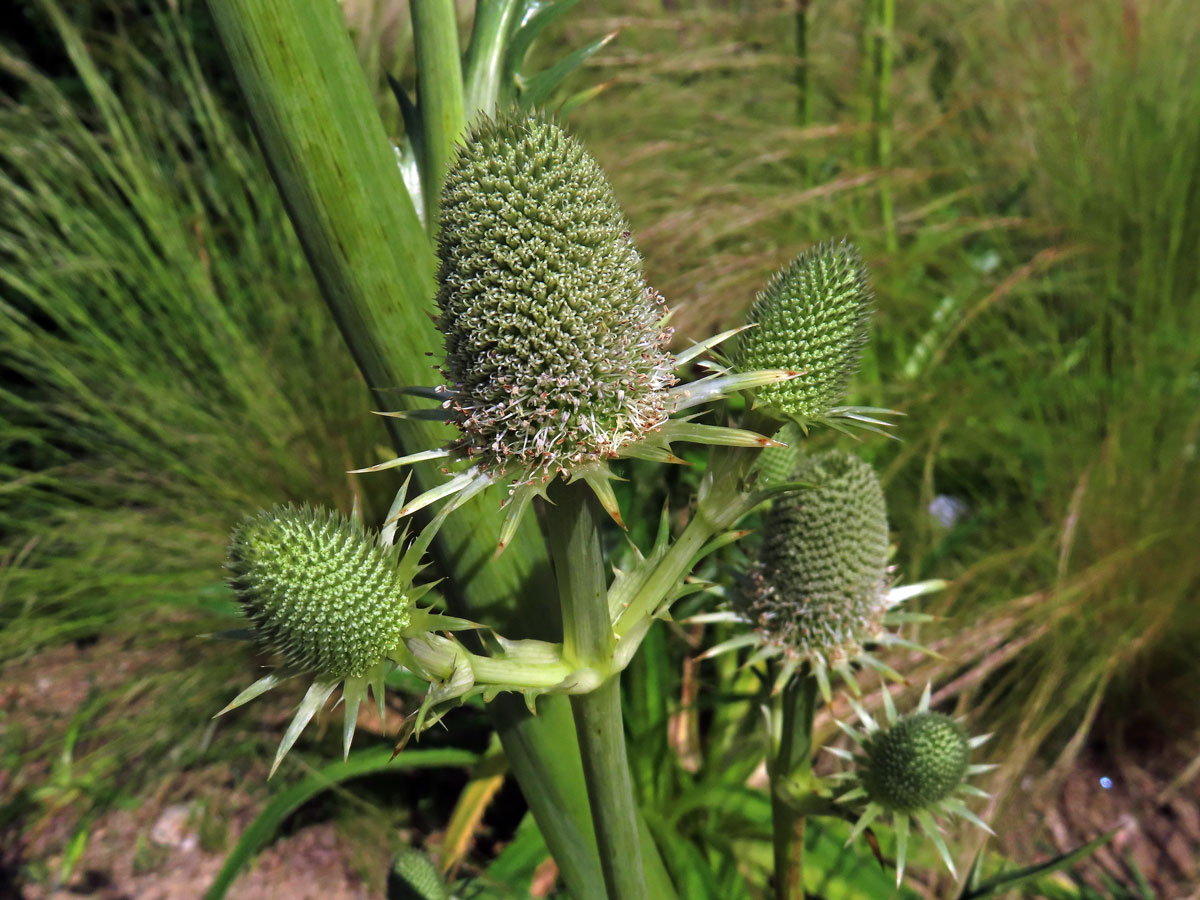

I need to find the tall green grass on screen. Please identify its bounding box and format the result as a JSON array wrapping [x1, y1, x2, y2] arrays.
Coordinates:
[[0, 1, 389, 845], [567, 0, 1200, 799], [0, 4, 380, 650]]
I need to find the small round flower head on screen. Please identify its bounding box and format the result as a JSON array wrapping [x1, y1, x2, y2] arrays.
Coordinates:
[[219, 503, 440, 775], [830, 685, 995, 886], [437, 112, 674, 479], [736, 241, 875, 427], [861, 712, 969, 811]]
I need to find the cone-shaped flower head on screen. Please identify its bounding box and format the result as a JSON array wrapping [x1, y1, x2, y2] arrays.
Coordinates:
[[702, 450, 942, 700], [436, 112, 674, 480], [743, 449, 889, 668], [356, 113, 795, 547], [219, 502, 447, 776], [228, 506, 412, 680], [861, 711, 969, 811], [736, 240, 871, 423], [831, 685, 995, 886]]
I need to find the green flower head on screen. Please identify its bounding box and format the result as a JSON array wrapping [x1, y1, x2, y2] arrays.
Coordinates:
[[861, 711, 969, 812], [736, 240, 872, 424], [437, 111, 674, 480], [388, 848, 450, 900], [742, 450, 890, 669], [219, 502, 441, 775], [359, 111, 793, 550], [831, 685, 995, 886], [228, 505, 412, 680]]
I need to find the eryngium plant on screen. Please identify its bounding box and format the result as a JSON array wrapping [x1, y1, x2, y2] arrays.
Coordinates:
[[736, 241, 894, 436], [830, 685, 995, 885], [360, 111, 793, 547]]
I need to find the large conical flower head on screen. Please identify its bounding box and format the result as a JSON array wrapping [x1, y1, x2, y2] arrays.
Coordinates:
[[829, 685, 995, 886], [736, 241, 883, 432], [436, 112, 674, 481], [699, 450, 943, 699], [358, 113, 796, 548], [219, 503, 442, 775]]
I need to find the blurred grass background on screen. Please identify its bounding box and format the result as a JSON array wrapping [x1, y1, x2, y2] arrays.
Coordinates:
[[1, 0, 1197, 895]]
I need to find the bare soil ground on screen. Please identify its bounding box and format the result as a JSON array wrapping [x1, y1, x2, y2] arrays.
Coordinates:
[[1002, 745, 1200, 900], [0, 640, 403, 900], [3, 640, 1197, 899]]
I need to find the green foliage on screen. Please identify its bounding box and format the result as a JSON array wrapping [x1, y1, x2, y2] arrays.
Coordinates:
[[735, 241, 871, 422], [568, 0, 1200, 776], [861, 712, 968, 812], [0, 0, 380, 855], [437, 111, 673, 479], [228, 506, 411, 678], [741, 450, 889, 665], [0, 3, 376, 655]]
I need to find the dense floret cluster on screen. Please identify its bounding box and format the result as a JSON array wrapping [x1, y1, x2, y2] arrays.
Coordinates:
[[736, 240, 871, 421], [861, 712, 970, 811], [436, 113, 675, 481], [742, 450, 889, 665], [228, 506, 410, 679]]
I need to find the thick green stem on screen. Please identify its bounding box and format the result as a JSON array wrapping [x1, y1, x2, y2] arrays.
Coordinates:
[[546, 479, 649, 900], [768, 673, 819, 900], [614, 435, 768, 639], [202, 6, 606, 899], [574, 680, 650, 900], [410, 0, 467, 229]]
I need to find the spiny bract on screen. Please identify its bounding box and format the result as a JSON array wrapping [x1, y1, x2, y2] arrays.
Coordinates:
[[436, 111, 674, 480], [861, 711, 969, 811], [743, 449, 889, 667], [735, 240, 871, 422], [228, 505, 411, 680]]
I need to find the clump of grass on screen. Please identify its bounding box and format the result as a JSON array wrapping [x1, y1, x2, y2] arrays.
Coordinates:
[[566, 0, 1200, 795], [0, 3, 379, 652], [0, 0, 387, 848]]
